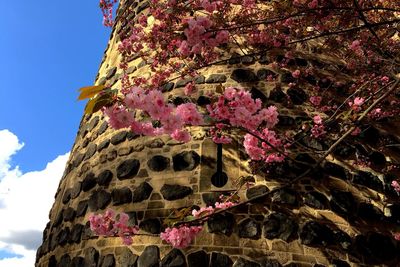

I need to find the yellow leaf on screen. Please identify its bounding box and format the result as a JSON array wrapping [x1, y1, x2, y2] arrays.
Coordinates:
[[78, 85, 105, 100], [84, 93, 114, 115]]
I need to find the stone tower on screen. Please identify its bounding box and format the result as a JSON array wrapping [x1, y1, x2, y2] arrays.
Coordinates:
[[36, 1, 400, 266]]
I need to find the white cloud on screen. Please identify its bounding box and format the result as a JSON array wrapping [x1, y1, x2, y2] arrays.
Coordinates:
[[0, 130, 69, 267]]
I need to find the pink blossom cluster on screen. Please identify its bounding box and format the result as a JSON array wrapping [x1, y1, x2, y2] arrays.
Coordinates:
[[179, 16, 229, 56], [89, 209, 139, 245], [310, 115, 326, 139], [243, 129, 285, 163], [99, 0, 117, 27], [207, 87, 279, 131], [309, 96, 322, 106], [191, 201, 236, 218], [391, 180, 400, 193], [160, 225, 203, 248], [348, 97, 365, 112], [103, 87, 204, 142]]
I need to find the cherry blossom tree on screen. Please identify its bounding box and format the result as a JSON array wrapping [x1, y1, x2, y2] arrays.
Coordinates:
[[83, 0, 400, 248]]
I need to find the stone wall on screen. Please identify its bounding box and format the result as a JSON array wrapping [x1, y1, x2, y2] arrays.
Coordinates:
[[35, 1, 400, 266]]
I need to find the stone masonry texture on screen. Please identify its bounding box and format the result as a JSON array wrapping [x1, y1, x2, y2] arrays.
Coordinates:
[[35, 1, 400, 266]]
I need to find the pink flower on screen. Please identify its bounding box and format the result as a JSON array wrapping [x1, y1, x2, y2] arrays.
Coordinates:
[[393, 233, 400, 241], [214, 201, 235, 209], [292, 70, 301, 79], [351, 127, 361, 136], [313, 115, 322, 125], [309, 96, 322, 106], [348, 97, 365, 112], [160, 225, 203, 248], [171, 129, 191, 142], [391, 180, 400, 193]]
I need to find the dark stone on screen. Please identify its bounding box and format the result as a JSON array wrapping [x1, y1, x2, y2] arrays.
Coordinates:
[[132, 182, 153, 202], [368, 151, 386, 165], [194, 75, 206, 84], [304, 191, 329, 209], [187, 250, 209, 267], [115, 247, 138, 267], [271, 188, 298, 206], [97, 170, 113, 186], [111, 131, 128, 145], [147, 155, 170, 172], [259, 259, 282, 267], [88, 190, 111, 211], [287, 88, 307, 105], [97, 121, 109, 135], [330, 260, 350, 267], [330, 190, 355, 216], [169, 95, 191, 106], [71, 182, 82, 199], [146, 138, 165, 148], [162, 82, 174, 92], [231, 69, 259, 83], [299, 221, 334, 246], [202, 192, 222, 206], [48, 255, 57, 267], [59, 254, 71, 267], [84, 247, 99, 267], [280, 72, 295, 83], [355, 233, 397, 262], [82, 172, 97, 192], [106, 67, 117, 79], [206, 74, 227, 83], [84, 143, 97, 160], [161, 248, 186, 267], [70, 224, 83, 243], [238, 218, 261, 239], [63, 207, 76, 222], [387, 203, 400, 223], [100, 254, 115, 267], [161, 184, 193, 201], [112, 187, 132, 205], [250, 87, 268, 103], [241, 56, 255, 64], [263, 212, 297, 241], [137, 245, 160, 267], [197, 95, 211, 106], [139, 218, 161, 234], [269, 87, 287, 103], [333, 144, 354, 158], [57, 227, 70, 246], [334, 230, 352, 250], [53, 212, 63, 227], [277, 115, 295, 127], [257, 69, 277, 80], [62, 189, 71, 204], [172, 151, 200, 171], [126, 212, 138, 226], [357, 202, 383, 221], [229, 54, 241, 64], [322, 162, 349, 180], [117, 159, 140, 180], [82, 222, 93, 240], [233, 258, 260, 267], [246, 185, 269, 200], [74, 153, 85, 167], [76, 200, 88, 217], [88, 116, 99, 131], [208, 213, 234, 235], [210, 252, 233, 267], [98, 139, 110, 152], [299, 135, 327, 151], [352, 171, 383, 192], [175, 78, 193, 88]]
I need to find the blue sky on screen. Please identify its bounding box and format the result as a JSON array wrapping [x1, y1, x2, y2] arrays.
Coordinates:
[[0, 0, 111, 172], [0, 1, 114, 266]]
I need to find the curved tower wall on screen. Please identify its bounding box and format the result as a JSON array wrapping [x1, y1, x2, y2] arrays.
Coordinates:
[[36, 1, 400, 266]]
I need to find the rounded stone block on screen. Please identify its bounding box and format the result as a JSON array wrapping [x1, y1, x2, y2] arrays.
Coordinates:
[[117, 159, 140, 180]]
